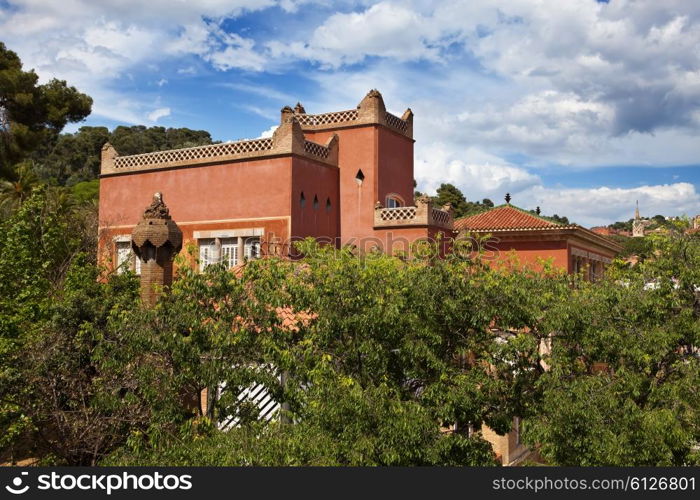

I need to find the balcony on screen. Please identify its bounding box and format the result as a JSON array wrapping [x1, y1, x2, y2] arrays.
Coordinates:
[[374, 196, 454, 230]]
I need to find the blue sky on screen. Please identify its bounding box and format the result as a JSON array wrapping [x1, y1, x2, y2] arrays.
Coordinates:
[[1, 0, 699, 226]]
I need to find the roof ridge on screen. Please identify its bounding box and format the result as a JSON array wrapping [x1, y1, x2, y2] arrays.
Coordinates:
[[455, 203, 563, 227]]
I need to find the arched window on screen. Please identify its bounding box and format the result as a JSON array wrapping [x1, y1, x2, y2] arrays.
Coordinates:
[[326, 197, 332, 213], [355, 169, 365, 186], [300, 191, 306, 208], [313, 195, 319, 210], [385, 194, 404, 208]]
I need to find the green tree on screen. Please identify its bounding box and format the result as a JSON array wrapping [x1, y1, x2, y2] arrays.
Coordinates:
[[0, 160, 40, 215], [109, 125, 212, 156], [525, 233, 700, 465], [433, 183, 470, 217], [615, 235, 654, 259], [102, 241, 567, 466], [0, 42, 91, 178], [611, 219, 634, 232], [30, 125, 214, 186], [31, 126, 109, 185]]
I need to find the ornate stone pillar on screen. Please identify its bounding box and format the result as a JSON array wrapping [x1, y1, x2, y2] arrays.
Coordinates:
[[131, 193, 183, 307]]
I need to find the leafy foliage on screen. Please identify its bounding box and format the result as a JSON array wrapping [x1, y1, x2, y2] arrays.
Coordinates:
[[1, 190, 697, 466], [525, 232, 700, 465], [431, 183, 497, 218], [0, 188, 100, 461], [0, 42, 92, 177]]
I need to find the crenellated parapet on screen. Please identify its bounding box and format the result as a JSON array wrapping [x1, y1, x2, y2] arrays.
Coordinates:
[[100, 89, 405, 177], [286, 89, 413, 138], [101, 117, 339, 176]]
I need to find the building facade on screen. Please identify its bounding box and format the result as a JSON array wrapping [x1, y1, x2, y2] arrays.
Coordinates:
[[455, 203, 621, 279], [99, 90, 622, 466], [98, 90, 453, 271]]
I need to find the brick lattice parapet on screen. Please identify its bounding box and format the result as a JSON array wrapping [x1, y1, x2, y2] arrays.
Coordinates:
[[100, 89, 406, 176], [288, 89, 413, 138], [374, 195, 454, 230], [101, 119, 339, 176]]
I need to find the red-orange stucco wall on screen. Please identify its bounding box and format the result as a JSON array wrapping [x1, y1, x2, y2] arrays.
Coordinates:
[[371, 226, 453, 256], [305, 124, 414, 246], [99, 217, 290, 271], [290, 156, 340, 245], [376, 127, 414, 209], [98, 156, 296, 265], [304, 126, 377, 246], [99, 157, 294, 229], [485, 240, 569, 272]]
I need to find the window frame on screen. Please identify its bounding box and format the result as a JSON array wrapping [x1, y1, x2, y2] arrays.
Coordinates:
[[385, 193, 405, 208]]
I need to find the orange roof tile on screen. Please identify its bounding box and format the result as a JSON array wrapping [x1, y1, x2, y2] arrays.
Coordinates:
[[455, 205, 562, 231]]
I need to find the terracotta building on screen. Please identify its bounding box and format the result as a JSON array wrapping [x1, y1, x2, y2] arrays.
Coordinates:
[[455, 202, 622, 279], [98, 90, 622, 466], [453, 201, 622, 464], [98, 90, 453, 271]]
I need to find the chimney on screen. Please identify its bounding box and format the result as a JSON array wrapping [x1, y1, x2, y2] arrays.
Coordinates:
[[131, 192, 183, 307]]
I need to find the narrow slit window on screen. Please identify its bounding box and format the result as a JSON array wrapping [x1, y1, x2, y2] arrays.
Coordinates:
[[326, 198, 331, 213], [300, 191, 306, 208], [313, 195, 319, 210]]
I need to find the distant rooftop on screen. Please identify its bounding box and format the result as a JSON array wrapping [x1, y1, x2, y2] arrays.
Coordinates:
[[455, 204, 565, 231], [455, 204, 623, 253]]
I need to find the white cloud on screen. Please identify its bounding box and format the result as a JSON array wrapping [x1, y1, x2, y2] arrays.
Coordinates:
[[203, 31, 267, 72], [413, 139, 700, 226], [523, 183, 700, 227], [219, 82, 295, 103], [0, 1, 278, 122], [2, 0, 700, 216], [267, 2, 441, 67], [415, 143, 539, 199], [258, 124, 278, 138], [147, 107, 171, 122]]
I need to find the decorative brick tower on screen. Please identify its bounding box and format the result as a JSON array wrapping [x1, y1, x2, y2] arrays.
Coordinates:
[[632, 200, 647, 238], [131, 192, 183, 306]]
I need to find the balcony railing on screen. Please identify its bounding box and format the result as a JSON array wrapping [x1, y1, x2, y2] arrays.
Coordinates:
[[374, 197, 454, 230]]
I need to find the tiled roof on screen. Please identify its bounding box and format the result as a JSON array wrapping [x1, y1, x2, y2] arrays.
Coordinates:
[[454, 205, 563, 231]]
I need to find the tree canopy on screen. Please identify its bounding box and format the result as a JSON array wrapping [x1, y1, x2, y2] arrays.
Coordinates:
[[30, 125, 214, 186], [4, 190, 697, 466], [431, 183, 497, 219], [0, 42, 92, 178]]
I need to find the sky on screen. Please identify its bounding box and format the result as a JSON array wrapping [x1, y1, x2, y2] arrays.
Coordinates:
[[1, 0, 699, 226]]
